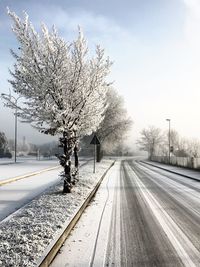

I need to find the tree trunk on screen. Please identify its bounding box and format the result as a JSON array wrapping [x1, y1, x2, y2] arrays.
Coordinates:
[[56, 131, 73, 193], [56, 131, 80, 192], [74, 145, 79, 167], [63, 131, 73, 193], [72, 144, 79, 184], [63, 162, 71, 193]]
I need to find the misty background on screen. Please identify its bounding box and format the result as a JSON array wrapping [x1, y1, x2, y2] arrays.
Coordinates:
[[0, 0, 200, 148]]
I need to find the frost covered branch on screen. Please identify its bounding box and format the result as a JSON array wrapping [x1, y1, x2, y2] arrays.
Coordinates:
[[5, 9, 112, 192]]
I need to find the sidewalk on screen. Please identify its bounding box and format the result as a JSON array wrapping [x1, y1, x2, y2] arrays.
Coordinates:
[[141, 160, 200, 181]]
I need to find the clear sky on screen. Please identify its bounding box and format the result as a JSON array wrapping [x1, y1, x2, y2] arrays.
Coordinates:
[[0, 0, 200, 147]]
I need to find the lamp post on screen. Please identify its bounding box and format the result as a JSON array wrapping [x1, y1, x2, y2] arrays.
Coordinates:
[[1, 93, 21, 163], [166, 118, 171, 164]]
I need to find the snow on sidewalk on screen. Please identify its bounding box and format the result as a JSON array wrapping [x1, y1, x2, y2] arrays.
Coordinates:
[[0, 159, 114, 267]]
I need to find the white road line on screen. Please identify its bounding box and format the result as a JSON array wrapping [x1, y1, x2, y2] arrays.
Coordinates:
[[126, 162, 200, 267]]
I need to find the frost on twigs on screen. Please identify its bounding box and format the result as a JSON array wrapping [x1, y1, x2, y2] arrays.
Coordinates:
[[5, 9, 112, 192], [94, 88, 133, 154]]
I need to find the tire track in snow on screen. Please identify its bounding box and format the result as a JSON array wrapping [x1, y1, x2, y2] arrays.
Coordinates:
[[126, 162, 200, 267], [120, 161, 182, 266], [89, 163, 115, 267], [132, 161, 200, 250], [103, 163, 121, 267]]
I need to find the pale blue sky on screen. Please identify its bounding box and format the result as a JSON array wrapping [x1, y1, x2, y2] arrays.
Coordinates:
[[0, 0, 200, 146]]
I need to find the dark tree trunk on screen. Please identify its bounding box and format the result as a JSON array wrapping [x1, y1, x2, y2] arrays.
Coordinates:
[[72, 144, 79, 184], [56, 130, 80, 193], [56, 131, 79, 193], [63, 162, 71, 193], [63, 131, 73, 193], [74, 145, 79, 168], [56, 131, 74, 193]]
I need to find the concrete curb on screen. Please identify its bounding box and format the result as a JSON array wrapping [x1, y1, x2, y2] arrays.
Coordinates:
[[36, 161, 115, 267], [140, 161, 200, 182], [0, 166, 61, 186]]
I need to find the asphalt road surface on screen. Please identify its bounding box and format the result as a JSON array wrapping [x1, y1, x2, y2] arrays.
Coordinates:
[[51, 159, 200, 267]]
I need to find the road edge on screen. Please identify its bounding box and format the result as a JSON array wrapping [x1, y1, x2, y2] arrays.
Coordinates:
[[36, 161, 115, 267], [140, 161, 200, 182]]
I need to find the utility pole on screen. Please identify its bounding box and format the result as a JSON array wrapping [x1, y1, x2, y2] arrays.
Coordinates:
[[166, 118, 171, 164], [14, 105, 17, 163], [1, 93, 21, 163]]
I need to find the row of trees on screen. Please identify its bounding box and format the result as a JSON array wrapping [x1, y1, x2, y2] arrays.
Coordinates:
[[0, 132, 12, 158], [96, 88, 132, 154], [7, 138, 57, 158], [2, 10, 132, 192], [137, 125, 200, 159], [80, 88, 132, 158]]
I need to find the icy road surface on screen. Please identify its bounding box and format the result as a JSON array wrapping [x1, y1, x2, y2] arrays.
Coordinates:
[[0, 158, 88, 221], [51, 160, 200, 267]]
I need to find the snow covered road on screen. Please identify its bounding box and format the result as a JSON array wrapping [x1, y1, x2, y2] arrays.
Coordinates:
[[50, 159, 200, 266], [0, 159, 59, 182]]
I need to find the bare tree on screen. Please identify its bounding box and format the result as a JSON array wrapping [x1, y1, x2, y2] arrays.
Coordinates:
[[3, 10, 112, 192], [173, 137, 189, 157], [137, 126, 163, 159], [186, 139, 200, 158], [161, 129, 180, 156]]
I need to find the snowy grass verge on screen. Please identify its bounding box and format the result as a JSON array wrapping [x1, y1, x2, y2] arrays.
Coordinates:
[[0, 159, 114, 267]]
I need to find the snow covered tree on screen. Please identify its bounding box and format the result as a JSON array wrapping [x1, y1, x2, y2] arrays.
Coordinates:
[[137, 126, 164, 159], [5, 10, 112, 192], [159, 129, 180, 157], [186, 139, 200, 158], [96, 88, 132, 154], [0, 132, 12, 158]]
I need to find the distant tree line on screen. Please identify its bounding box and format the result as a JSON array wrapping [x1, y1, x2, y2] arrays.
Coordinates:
[[137, 125, 200, 160], [80, 87, 133, 159]]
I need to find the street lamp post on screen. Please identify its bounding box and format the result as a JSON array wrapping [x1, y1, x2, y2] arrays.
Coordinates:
[[1, 93, 21, 163], [14, 102, 18, 163], [166, 119, 171, 164]]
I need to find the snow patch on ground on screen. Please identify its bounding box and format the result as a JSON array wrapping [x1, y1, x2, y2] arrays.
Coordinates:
[[0, 160, 113, 267]]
